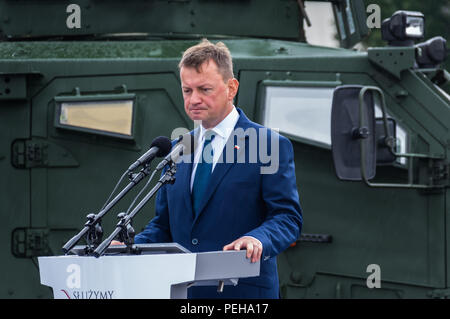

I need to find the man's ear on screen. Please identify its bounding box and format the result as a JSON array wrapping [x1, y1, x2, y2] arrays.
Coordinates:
[[227, 78, 239, 101]]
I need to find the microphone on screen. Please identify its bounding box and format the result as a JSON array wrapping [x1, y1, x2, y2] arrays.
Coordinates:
[[155, 134, 195, 171], [128, 136, 172, 171]]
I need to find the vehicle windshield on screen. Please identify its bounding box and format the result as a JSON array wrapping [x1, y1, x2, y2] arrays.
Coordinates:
[[303, 1, 340, 48]]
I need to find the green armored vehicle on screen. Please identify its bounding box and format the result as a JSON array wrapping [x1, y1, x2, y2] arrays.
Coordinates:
[[0, 0, 449, 298]]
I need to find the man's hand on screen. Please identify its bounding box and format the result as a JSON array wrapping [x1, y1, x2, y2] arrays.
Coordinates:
[[110, 240, 124, 246], [223, 236, 263, 263]]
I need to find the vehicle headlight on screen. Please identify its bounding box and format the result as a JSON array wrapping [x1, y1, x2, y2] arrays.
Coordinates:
[[382, 10, 425, 46], [405, 14, 425, 38]]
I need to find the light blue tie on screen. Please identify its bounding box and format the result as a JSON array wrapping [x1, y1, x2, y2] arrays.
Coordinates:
[[192, 131, 215, 217]]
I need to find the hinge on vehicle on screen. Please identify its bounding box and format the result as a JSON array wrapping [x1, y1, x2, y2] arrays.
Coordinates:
[[11, 138, 79, 169], [11, 228, 51, 258]]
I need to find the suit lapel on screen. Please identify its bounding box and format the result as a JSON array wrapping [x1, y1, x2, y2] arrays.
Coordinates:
[[175, 129, 199, 220], [177, 158, 194, 220]]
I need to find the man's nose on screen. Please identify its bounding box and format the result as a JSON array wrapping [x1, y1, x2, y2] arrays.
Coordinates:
[[190, 89, 202, 105]]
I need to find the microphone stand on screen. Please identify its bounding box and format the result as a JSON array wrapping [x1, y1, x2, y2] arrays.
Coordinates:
[[93, 161, 177, 258], [61, 164, 152, 255]]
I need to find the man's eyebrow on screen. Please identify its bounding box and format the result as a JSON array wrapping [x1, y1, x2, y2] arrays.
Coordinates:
[[182, 83, 213, 88]]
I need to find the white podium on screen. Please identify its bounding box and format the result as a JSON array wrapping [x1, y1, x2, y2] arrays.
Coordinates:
[[38, 243, 260, 299]]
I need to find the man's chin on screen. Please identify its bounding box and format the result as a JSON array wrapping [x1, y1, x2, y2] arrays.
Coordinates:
[[188, 112, 206, 122], [189, 115, 203, 122]]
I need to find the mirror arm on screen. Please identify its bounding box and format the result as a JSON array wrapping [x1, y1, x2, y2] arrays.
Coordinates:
[[358, 86, 444, 189]]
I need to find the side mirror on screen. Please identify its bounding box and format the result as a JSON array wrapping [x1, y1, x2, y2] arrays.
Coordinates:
[[331, 85, 376, 181], [331, 85, 442, 189]]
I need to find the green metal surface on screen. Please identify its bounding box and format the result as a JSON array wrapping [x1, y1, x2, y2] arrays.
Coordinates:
[[0, 0, 449, 299], [368, 47, 416, 79], [0, 0, 302, 40]]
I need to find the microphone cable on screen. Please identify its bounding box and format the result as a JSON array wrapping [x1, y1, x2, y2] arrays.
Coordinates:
[[124, 168, 158, 215], [100, 169, 129, 211]]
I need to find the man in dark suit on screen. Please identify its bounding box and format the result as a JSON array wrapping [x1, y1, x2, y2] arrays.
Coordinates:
[[134, 39, 303, 298]]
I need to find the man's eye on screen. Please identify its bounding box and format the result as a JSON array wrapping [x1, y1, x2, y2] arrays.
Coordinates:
[[183, 89, 191, 94], [202, 88, 212, 92]]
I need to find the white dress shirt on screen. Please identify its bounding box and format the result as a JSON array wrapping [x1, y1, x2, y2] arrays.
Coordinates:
[[190, 106, 240, 191], [189, 106, 263, 248]]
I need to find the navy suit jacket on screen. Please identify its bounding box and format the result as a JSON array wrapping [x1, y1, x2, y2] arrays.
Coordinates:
[[135, 108, 303, 298]]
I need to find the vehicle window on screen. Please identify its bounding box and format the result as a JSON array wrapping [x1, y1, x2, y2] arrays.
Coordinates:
[[304, 1, 340, 47], [335, 7, 346, 40], [345, 0, 356, 34], [58, 99, 134, 138], [262, 86, 334, 146]]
